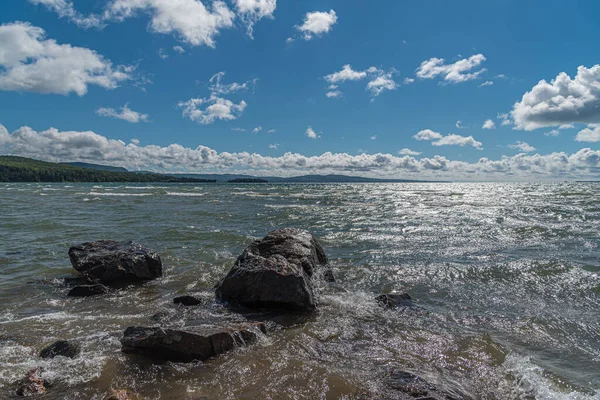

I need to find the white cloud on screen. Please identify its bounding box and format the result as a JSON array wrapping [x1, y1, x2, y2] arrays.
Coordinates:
[[511, 65, 600, 130], [371, 135, 377, 140], [268, 129, 276, 133], [96, 104, 149, 123], [326, 90, 342, 98], [130, 138, 140, 145], [416, 54, 487, 83], [575, 126, 600, 142], [403, 77, 415, 85], [231, 127, 246, 132], [398, 148, 421, 156], [252, 126, 262, 134], [306, 126, 319, 139], [269, 143, 278, 149], [178, 94, 247, 124], [2, 123, 599, 179], [482, 119, 496, 129], [413, 129, 443, 141], [208, 71, 256, 94], [366, 68, 397, 97], [508, 141, 536, 152], [173, 45, 185, 53], [234, 0, 276, 38], [28, 0, 105, 29], [296, 9, 337, 40], [157, 48, 168, 59], [105, 0, 235, 47], [325, 64, 366, 84], [479, 80, 494, 87], [497, 112, 512, 126], [0, 22, 133, 96], [432, 134, 483, 150], [545, 129, 560, 137], [559, 124, 575, 130], [415, 129, 483, 150], [456, 121, 465, 129]]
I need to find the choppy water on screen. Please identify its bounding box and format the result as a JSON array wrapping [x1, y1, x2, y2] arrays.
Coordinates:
[[0, 182, 599, 399]]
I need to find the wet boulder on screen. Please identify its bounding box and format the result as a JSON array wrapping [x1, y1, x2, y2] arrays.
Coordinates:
[[67, 284, 109, 297], [385, 370, 471, 400], [39, 340, 80, 359], [68, 240, 162, 284], [376, 293, 414, 309], [173, 295, 203, 306], [121, 323, 266, 362], [15, 368, 50, 396], [215, 228, 332, 311]]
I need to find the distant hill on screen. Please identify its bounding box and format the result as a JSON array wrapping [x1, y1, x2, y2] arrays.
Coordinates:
[[171, 173, 435, 183], [64, 162, 129, 173], [227, 178, 268, 183], [0, 156, 215, 183]]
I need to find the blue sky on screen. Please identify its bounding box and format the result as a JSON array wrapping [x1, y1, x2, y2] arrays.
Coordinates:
[[0, 0, 599, 179]]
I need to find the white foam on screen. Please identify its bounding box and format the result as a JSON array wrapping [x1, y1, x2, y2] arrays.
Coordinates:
[[166, 192, 206, 197], [87, 192, 152, 197]]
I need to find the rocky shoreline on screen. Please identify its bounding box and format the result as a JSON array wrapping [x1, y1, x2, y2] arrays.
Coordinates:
[[15, 228, 469, 400]]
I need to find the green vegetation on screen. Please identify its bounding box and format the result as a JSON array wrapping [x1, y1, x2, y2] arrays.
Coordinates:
[[227, 178, 268, 183], [0, 156, 216, 183]]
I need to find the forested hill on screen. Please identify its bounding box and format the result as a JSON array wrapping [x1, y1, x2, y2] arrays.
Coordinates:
[[0, 156, 215, 183]]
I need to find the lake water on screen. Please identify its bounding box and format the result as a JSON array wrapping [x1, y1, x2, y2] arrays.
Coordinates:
[[0, 182, 599, 399]]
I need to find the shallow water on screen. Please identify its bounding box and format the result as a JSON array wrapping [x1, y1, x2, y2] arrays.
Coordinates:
[[0, 182, 599, 399]]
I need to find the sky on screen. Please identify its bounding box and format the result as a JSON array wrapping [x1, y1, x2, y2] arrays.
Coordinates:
[[0, 0, 599, 180]]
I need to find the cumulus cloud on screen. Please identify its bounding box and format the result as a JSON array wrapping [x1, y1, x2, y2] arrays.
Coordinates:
[[28, 0, 105, 29], [96, 104, 149, 123], [296, 9, 337, 40], [325, 65, 366, 84], [456, 121, 466, 129], [0, 22, 133, 95], [366, 67, 398, 97], [482, 119, 496, 129], [173, 45, 185, 53], [575, 125, 600, 142], [497, 112, 512, 126], [178, 94, 247, 124], [399, 148, 421, 156], [208, 71, 256, 94], [326, 90, 342, 98], [545, 129, 560, 137], [508, 141, 536, 152], [1, 123, 599, 179], [252, 126, 262, 134], [414, 129, 483, 150], [157, 48, 168, 59], [416, 54, 487, 83], [269, 143, 278, 149], [511, 65, 600, 130], [235, 0, 276, 38], [403, 77, 415, 85], [105, 0, 235, 47], [479, 80, 494, 87], [306, 126, 319, 139]]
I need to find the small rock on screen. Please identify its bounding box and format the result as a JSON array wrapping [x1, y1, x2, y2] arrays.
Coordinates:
[[173, 295, 203, 306], [121, 323, 266, 362], [67, 284, 109, 297], [15, 368, 50, 396], [39, 340, 80, 359], [68, 240, 162, 284], [376, 293, 414, 309]]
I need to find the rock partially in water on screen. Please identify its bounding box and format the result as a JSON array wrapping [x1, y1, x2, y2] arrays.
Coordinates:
[[385, 370, 471, 400], [376, 293, 414, 309], [68, 240, 162, 284], [39, 340, 80, 359], [67, 284, 110, 297], [215, 228, 332, 311], [120, 323, 266, 362], [173, 295, 203, 306], [15, 368, 50, 396], [103, 388, 139, 400]]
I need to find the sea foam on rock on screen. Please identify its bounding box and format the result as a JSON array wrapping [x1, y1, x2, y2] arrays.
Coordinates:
[[215, 228, 333, 311], [68, 240, 162, 284], [120, 323, 266, 362]]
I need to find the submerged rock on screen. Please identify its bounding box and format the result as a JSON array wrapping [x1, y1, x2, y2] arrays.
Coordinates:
[[173, 295, 203, 306], [215, 228, 332, 311], [39, 340, 80, 359], [15, 368, 50, 396], [376, 293, 414, 309], [104, 389, 139, 400], [68, 240, 162, 284], [67, 284, 109, 297], [120, 323, 266, 362]]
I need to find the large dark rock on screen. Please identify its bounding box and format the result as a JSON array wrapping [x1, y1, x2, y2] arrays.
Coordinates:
[[15, 368, 50, 396], [173, 295, 203, 306], [68, 240, 162, 284], [39, 340, 80, 359], [121, 323, 266, 362], [67, 284, 109, 297], [215, 228, 332, 311], [376, 293, 414, 309]]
